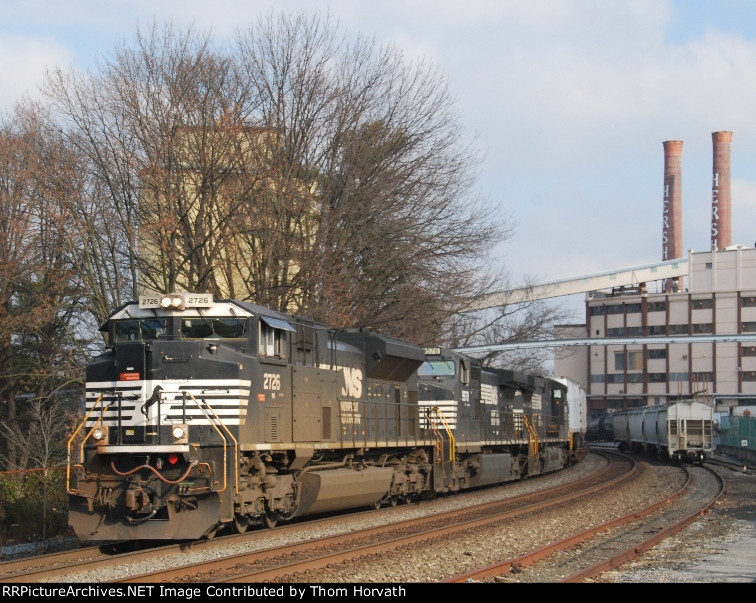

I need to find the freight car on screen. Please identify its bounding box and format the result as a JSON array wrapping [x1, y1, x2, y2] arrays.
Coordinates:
[[585, 412, 614, 442], [612, 400, 714, 464], [66, 292, 579, 542]]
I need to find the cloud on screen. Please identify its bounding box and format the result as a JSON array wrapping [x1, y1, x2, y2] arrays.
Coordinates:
[[0, 33, 72, 112], [2, 0, 756, 300]]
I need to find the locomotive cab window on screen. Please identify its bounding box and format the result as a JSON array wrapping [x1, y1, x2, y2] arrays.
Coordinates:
[[181, 317, 248, 339], [259, 316, 296, 359], [113, 318, 167, 342], [418, 359, 456, 377], [459, 359, 469, 385]]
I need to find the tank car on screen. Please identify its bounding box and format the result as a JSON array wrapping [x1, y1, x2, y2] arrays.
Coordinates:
[[66, 292, 577, 542], [613, 400, 714, 464]]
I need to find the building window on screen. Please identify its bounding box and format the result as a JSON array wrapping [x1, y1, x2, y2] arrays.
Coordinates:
[[626, 303, 642, 313], [607, 305, 625, 315], [668, 324, 689, 335], [627, 373, 644, 383], [607, 373, 625, 384], [615, 350, 643, 370], [648, 301, 666, 312], [743, 322, 756, 333], [648, 348, 666, 359], [589, 306, 605, 316], [627, 326, 644, 336], [591, 374, 605, 383], [692, 323, 713, 334], [648, 325, 666, 335], [648, 373, 667, 383], [743, 346, 756, 357], [669, 372, 688, 381], [742, 371, 756, 381], [613, 351, 641, 372], [607, 327, 624, 337], [692, 372, 713, 383], [692, 299, 713, 310], [742, 296, 756, 307]]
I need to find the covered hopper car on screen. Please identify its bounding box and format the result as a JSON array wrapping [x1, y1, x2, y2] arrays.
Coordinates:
[[613, 400, 714, 464]]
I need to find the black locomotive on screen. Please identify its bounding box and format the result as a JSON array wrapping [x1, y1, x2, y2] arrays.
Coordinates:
[[67, 292, 580, 542]]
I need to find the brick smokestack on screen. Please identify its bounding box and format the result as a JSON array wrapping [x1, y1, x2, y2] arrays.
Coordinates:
[[662, 140, 683, 292], [711, 131, 732, 250], [662, 141, 683, 260]]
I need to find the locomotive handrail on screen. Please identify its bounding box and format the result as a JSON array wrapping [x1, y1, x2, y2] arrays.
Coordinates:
[[339, 398, 424, 449], [181, 392, 239, 495], [65, 394, 108, 494], [424, 406, 456, 464], [432, 406, 456, 464], [523, 414, 539, 457]]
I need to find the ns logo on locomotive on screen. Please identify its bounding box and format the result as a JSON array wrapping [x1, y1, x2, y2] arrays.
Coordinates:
[[67, 292, 582, 542]]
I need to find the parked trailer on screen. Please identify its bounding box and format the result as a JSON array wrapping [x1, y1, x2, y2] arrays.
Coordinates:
[[614, 400, 714, 464]]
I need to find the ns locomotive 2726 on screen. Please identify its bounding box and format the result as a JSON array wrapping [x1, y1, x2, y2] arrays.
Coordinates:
[[66, 292, 580, 542]]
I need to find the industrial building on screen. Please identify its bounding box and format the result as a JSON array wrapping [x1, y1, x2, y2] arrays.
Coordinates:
[[553, 131, 756, 417], [555, 246, 756, 416]]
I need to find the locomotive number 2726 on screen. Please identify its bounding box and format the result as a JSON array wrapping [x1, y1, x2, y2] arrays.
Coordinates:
[[263, 373, 281, 391]]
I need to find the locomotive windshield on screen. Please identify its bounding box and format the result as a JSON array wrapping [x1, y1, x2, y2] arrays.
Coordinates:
[[181, 317, 247, 339], [418, 359, 456, 377], [113, 318, 167, 342], [111, 317, 248, 342]]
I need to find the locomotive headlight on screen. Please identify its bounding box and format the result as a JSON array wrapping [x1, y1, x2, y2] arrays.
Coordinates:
[[91, 426, 108, 444], [172, 424, 188, 443], [160, 294, 184, 309]]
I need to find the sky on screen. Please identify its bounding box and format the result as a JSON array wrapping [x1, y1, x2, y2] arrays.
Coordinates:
[[2, 0, 756, 320]]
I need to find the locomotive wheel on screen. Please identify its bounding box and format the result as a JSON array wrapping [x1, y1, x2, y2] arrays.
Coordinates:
[[264, 512, 280, 529], [234, 515, 250, 534], [390, 496, 399, 507]]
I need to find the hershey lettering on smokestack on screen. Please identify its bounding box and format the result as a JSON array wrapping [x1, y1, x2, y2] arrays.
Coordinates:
[[711, 131, 732, 250], [662, 140, 683, 261], [662, 140, 683, 293]]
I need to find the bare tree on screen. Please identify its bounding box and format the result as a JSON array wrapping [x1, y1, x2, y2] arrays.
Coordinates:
[[0, 397, 73, 541], [0, 111, 87, 470], [29, 11, 566, 364], [233, 11, 517, 343], [41, 23, 255, 316]]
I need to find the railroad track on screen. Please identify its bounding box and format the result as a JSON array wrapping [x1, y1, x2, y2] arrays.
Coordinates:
[[133, 451, 634, 582], [445, 461, 725, 582], [3, 450, 710, 583], [1, 451, 620, 582]]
